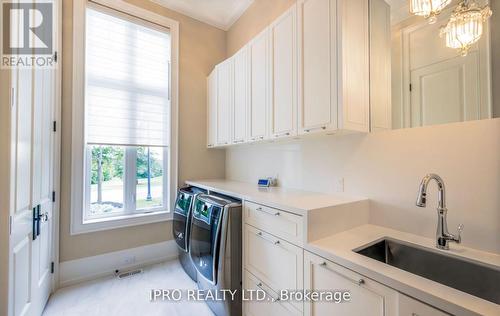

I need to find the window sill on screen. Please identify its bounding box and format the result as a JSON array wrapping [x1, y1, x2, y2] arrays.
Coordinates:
[[71, 209, 172, 235]]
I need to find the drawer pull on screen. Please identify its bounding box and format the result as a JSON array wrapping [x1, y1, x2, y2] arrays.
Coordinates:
[[274, 132, 290, 138], [319, 261, 365, 286], [304, 126, 326, 133], [256, 231, 280, 245], [256, 282, 280, 302], [255, 207, 280, 216]]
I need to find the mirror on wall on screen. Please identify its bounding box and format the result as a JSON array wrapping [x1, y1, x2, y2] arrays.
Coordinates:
[[369, 0, 498, 131]]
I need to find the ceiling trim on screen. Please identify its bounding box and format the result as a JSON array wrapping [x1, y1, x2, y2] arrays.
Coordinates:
[[150, 0, 254, 31], [224, 0, 254, 30]]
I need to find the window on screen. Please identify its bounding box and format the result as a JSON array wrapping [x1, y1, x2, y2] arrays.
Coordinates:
[[71, 0, 179, 234]]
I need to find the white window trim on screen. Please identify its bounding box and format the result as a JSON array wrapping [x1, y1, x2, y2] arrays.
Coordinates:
[[71, 0, 179, 235]]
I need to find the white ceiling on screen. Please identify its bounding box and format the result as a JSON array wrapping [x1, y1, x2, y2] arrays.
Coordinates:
[[151, 0, 255, 30]]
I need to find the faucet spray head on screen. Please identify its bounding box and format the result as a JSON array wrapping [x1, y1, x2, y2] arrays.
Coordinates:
[[416, 183, 427, 207]]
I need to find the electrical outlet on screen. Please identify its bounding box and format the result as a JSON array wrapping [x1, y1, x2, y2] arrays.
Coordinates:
[[123, 256, 136, 265]]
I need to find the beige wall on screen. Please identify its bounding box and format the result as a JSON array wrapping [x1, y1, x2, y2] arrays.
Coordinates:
[[60, 0, 226, 262], [226, 0, 295, 56], [0, 69, 12, 316], [492, 0, 500, 117]]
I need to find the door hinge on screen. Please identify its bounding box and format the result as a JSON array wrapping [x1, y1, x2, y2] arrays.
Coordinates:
[[53, 121, 56, 132], [51, 262, 55, 274], [9, 216, 12, 235], [52, 191, 56, 202], [409, 83, 412, 92], [53, 51, 58, 63]]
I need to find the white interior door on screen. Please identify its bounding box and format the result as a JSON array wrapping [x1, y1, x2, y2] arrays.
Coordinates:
[[10, 65, 35, 316], [8, 2, 58, 314], [30, 66, 56, 316], [399, 10, 491, 128], [411, 53, 482, 127]]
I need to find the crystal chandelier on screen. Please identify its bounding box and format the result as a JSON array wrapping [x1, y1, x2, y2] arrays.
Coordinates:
[[440, 0, 492, 56], [410, 0, 452, 23]]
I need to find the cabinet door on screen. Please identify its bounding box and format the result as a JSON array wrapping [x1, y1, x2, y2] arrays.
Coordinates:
[[216, 59, 233, 145], [304, 251, 398, 316], [399, 294, 450, 316], [248, 29, 270, 141], [207, 70, 217, 147], [243, 270, 302, 316], [297, 0, 337, 134], [233, 47, 249, 144], [244, 224, 303, 312], [270, 5, 297, 138], [338, 0, 370, 132]]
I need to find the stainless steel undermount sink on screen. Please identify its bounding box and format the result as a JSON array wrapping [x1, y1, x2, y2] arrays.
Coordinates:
[[354, 238, 500, 304]]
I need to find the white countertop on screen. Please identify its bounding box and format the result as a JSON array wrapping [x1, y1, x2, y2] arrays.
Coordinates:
[[305, 224, 500, 316], [186, 179, 499, 315], [185, 179, 366, 215]]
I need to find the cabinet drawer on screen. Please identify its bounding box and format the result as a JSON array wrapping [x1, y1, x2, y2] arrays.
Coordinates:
[[304, 251, 398, 316], [243, 270, 301, 316], [244, 201, 303, 245], [399, 294, 450, 316], [244, 224, 303, 311]]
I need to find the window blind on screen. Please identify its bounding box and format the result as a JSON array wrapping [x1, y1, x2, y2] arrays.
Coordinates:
[[85, 6, 170, 147]]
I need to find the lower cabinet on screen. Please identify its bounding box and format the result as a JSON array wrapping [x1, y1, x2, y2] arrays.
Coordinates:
[[304, 251, 398, 316], [243, 224, 303, 312], [243, 271, 302, 316], [241, 201, 452, 316], [399, 294, 450, 316]]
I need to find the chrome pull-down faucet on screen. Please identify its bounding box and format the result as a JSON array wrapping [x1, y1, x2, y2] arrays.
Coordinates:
[[416, 174, 463, 250]]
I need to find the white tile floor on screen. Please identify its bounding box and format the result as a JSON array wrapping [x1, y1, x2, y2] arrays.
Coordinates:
[[43, 259, 214, 316]]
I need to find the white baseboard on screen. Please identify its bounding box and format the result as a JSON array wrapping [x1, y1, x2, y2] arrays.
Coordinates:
[[59, 240, 178, 288]]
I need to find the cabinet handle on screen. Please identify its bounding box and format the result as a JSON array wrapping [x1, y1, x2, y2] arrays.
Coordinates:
[[274, 132, 291, 138], [255, 207, 280, 216], [256, 282, 280, 302], [319, 261, 365, 286], [256, 231, 280, 245], [304, 126, 326, 133]]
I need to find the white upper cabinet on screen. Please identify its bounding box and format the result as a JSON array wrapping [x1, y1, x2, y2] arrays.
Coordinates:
[[216, 58, 234, 146], [337, 0, 370, 132], [207, 0, 370, 147], [248, 28, 271, 141], [270, 5, 297, 138], [297, 0, 337, 134], [232, 46, 250, 144], [207, 69, 217, 148], [298, 0, 370, 135]]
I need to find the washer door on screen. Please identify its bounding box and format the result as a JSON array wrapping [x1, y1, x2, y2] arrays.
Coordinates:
[[189, 198, 223, 284], [173, 190, 194, 251]]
